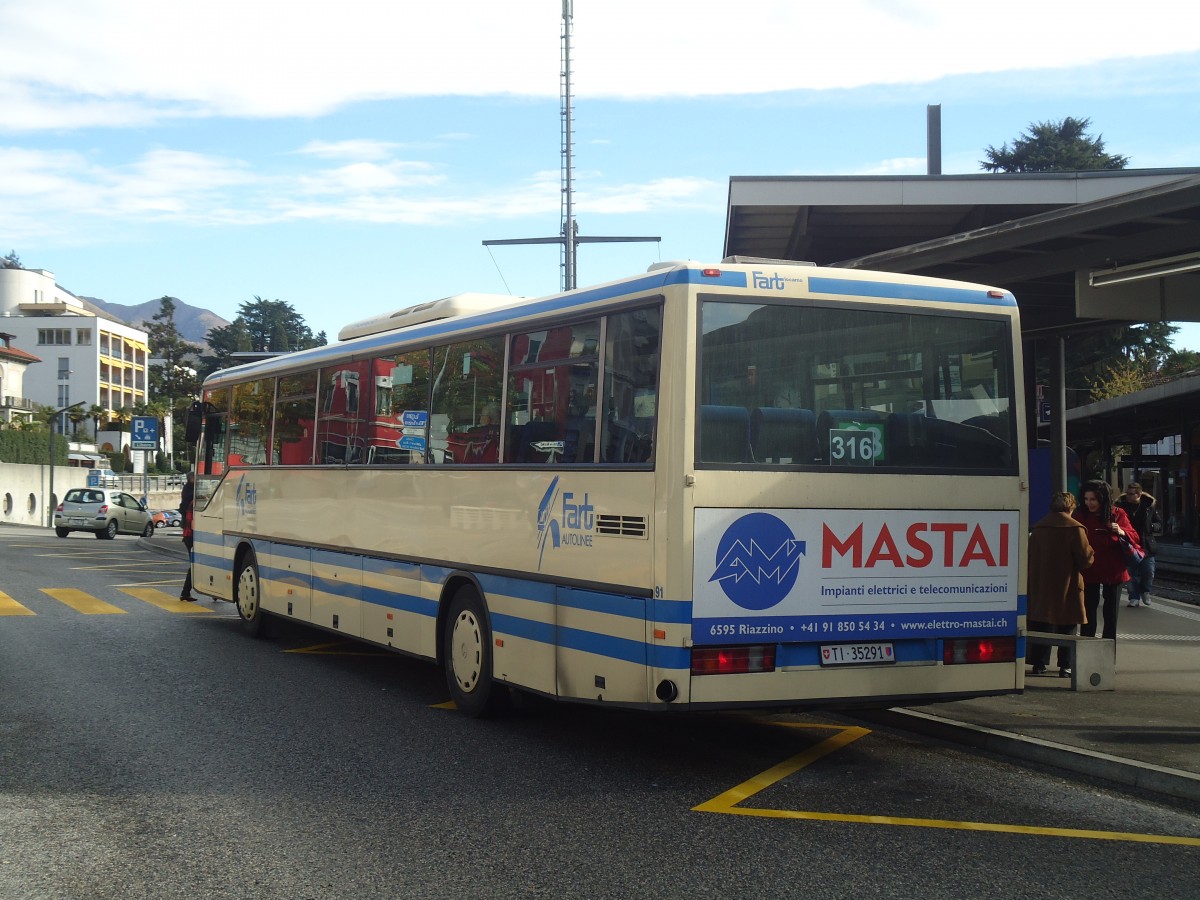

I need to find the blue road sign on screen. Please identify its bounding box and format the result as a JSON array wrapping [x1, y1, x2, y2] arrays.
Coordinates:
[[131, 415, 159, 450]]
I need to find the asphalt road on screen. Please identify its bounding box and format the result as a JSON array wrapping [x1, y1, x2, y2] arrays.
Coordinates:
[[2, 526, 1199, 899]]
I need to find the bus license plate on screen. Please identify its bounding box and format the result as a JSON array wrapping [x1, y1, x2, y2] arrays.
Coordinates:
[[820, 642, 895, 666]]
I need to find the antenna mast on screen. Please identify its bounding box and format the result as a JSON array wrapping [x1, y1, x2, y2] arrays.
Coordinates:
[[561, 0, 577, 291], [484, 0, 658, 291]]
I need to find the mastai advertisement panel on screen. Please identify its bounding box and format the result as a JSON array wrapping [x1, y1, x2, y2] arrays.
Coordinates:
[[692, 508, 1019, 646]]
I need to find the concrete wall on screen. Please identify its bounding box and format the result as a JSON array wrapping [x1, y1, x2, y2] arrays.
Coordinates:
[[0, 463, 181, 527]]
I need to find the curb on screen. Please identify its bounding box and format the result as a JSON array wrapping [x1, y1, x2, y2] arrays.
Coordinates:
[[849, 708, 1200, 804]]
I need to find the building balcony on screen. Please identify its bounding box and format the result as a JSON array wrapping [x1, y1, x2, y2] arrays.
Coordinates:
[[1, 394, 39, 411]]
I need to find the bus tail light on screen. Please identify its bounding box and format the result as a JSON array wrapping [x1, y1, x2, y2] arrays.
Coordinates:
[[701, 268, 722, 277], [691, 645, 776, 676], [943, 637, 1016, 665]]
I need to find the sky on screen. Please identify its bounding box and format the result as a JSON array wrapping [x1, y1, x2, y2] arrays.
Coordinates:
[[3, 0, 1200, 349]]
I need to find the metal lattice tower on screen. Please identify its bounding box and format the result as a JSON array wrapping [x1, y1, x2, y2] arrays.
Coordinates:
[[484, 1, 658, 293], [560, 0, 575, 290]]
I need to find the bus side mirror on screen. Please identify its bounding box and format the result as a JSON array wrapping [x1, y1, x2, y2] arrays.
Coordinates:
[[184, 401, 204, 443]]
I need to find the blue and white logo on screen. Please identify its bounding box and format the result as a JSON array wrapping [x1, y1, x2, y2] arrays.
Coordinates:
[[235, 475, 257, 517], [708, 512, 805, 610]]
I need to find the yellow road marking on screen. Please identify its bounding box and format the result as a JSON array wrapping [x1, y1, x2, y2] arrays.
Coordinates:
[[40, 588, 126, 615], [284, 641, 391, 656], [694, 721, 1200, 846], [118, 587, 214, 614], [432, 701, 457, 709], [0, 590, 36, 616]]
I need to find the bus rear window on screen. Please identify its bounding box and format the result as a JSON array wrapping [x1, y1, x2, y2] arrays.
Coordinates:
[[698, 300, 1015, 472]]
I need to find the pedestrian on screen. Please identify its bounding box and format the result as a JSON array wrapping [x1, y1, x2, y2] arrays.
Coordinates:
[[179, 472, 198, 602], [1116, 482, 1159, 607], [1073, 480, 1142, 643], [1027, 491, 1094, 677]]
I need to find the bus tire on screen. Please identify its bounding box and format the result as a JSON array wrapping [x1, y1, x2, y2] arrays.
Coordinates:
[[234, 551, 268, 638], [443, 586, 508, 717]]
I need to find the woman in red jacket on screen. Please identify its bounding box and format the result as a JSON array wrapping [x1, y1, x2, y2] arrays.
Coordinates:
[[1072, 480, 1142, 642]]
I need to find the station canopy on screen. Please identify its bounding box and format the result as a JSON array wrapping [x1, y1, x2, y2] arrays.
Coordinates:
[[723, 169, 1200, 336]]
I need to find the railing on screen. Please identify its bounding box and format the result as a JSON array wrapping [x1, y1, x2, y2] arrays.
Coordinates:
[[88, 473, 186, 492], [1, 394, 38, 410]]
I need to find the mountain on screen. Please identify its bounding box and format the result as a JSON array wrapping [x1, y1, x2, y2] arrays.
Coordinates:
[[78, 295, 230, 348]]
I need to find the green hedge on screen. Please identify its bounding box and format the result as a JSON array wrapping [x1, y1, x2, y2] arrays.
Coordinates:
[[0, 431, 68, 465]]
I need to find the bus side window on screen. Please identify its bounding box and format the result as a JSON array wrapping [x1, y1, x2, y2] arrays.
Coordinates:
[[600, 306, 660, 465]]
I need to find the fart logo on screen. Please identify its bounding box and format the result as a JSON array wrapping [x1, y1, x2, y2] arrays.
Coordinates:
[[235, 476, 257, 516], [709, 512, 805, 610], [536, 476, 594, 568]]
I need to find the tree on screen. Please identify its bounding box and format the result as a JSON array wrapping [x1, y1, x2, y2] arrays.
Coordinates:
[[237, 296, 325, 354], [2, 250, 21, 269], [200, 318, 253, 377], [88, 404, 107, 440], [198, 296, 327, 378], [142, 297, 202, 406], [981, 117, 1129, 173], [67, 404, 88, 436], [1088, 359, 1152, 402]]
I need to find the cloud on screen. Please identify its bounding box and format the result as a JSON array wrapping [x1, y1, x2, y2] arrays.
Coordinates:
[[295, 140, 410, 162], [0, 143, 714, 235], [2, 1, 1198, 130]]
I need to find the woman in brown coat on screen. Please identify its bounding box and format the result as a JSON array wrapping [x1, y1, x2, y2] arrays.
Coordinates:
[[1027, 492, 1095, 676]]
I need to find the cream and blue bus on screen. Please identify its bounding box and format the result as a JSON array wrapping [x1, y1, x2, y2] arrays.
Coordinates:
[[189, 259, 1026, 716]]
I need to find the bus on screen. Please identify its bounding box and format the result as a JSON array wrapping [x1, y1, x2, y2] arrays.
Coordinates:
[[188, 259, 1027, 716]]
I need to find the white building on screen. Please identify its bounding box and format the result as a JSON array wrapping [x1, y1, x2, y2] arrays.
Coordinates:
[[0, 330, 42, 426], [0, 266, 149, 437]]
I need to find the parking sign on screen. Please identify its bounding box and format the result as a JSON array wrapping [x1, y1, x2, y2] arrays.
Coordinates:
[[131, 416, 159, 450]]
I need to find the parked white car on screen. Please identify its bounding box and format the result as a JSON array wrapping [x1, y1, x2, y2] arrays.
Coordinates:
[[54, 488, 154, 540]]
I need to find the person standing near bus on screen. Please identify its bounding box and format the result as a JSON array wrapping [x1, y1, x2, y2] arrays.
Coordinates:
[[1117, 482, 1158, 607], [1027, 492, 1094, 676], [1073, 481, 1141, 643], [179, 472, 198, 602]]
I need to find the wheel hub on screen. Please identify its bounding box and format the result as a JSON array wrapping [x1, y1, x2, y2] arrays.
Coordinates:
[[451, 610, 482, 693]]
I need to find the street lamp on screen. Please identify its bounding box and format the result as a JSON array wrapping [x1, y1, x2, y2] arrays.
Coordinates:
[[47, 400, 86, 527]]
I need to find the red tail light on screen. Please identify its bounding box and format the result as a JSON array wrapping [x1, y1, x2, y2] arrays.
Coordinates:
[[943, 637, 1016, 664], [691, 644, 776, 675], [56, 503, 64, 512], [98, 504, 109, 514]]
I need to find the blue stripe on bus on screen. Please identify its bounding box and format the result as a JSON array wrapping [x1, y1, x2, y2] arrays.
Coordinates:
[[491, 611, 556, 645], [663, 268, 749, 288], [809, 276, 1016, 307], [361, 584, 437, 617], [1017, 593, 1027, 616], [557, 623, 647, 665]]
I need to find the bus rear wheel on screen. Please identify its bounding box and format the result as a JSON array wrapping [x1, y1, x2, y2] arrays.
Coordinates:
[[235, 552, 267, 637], [443, 586, 507, 717]]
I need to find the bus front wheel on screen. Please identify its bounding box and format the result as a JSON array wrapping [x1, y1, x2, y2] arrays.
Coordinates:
[[443, 586, 507, 717], [235, 552, 267, 637]]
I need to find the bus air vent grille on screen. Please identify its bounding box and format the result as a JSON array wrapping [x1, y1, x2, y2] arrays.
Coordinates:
[[595, 514, 647, 538]]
